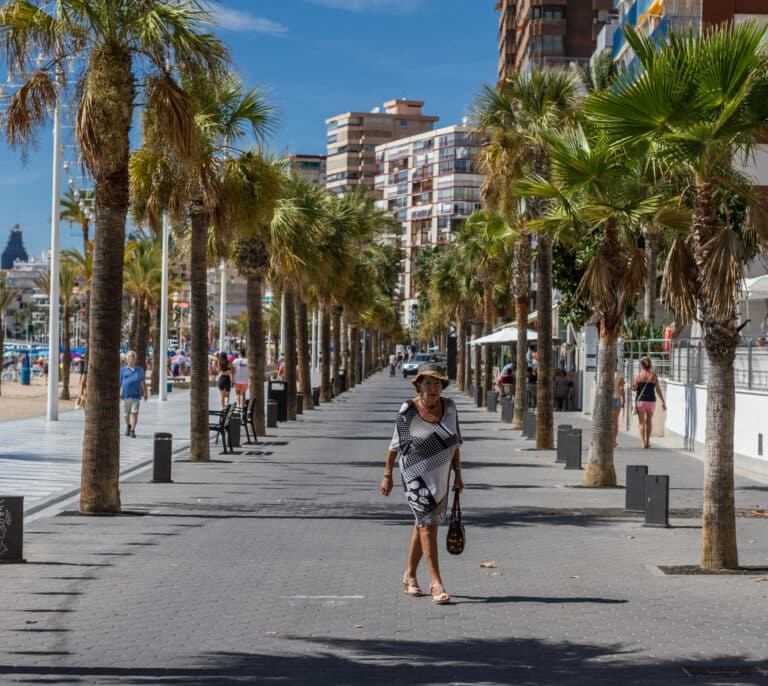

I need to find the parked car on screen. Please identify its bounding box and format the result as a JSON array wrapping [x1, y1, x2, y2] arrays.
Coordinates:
[[403, 352, 442, 377]]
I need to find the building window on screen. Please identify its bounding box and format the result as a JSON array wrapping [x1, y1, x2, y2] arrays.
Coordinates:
[[327, 134, 338, 144], [400, 119, 408, 128]]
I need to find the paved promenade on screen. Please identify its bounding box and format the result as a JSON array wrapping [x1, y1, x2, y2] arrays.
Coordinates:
[[1, 371, 768, 685]]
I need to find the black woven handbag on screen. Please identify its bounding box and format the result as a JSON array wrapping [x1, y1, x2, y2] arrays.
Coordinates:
[[446, 491, 465, 555]]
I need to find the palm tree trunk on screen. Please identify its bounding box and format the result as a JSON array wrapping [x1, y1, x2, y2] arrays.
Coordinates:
[[189, 206, 210, 462], [644, 231, 658, 323], [472, 322, 481, 399], [150, 304, 161, 396], [247, 274, 266, 435], [456, 317, 465, 392], [513, 296, 529, 430], [332, 305, 342, 395], [81, 167, 129, 514], [350, 323, 360, 387], [135, 299, 149, 371], [582, 317, 619, 487], [284, 286, 298, 420], [536, 235, 554, 449], [482, 284, 495, 407], [296, 297, 313, 410], [320, 302, 332, 401], [61, 303, 71, 400], [129, 298, 139, 352], [463, 323, 472, 396], [701, 340, 739, 569]]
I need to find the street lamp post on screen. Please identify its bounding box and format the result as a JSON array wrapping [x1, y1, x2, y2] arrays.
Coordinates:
[[159, 212, 170, 401], [46, 66, 63, 422], [218, 261, 227, 353]]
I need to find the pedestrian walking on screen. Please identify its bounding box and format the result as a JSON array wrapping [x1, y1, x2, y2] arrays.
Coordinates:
[[613, 368, 625, 447], [232, 349, 249, 409], [631, 356, 666, 449], [389, 352, 396, 377], [380, 362, 464, 605], [75, 366, 87, 410], [216, 352, 232, 409], [120, 350, 147, 438]]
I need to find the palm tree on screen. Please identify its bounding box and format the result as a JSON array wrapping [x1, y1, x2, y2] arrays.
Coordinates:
[[0, 0, 228, 512], [519, 124, 688, 487], [0, 276, 20, 397], [586, 22, 768, 568], [472, 68, 578, 446]]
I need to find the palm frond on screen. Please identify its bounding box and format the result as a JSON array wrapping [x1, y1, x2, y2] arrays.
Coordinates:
[[660, 237, 697, 325]]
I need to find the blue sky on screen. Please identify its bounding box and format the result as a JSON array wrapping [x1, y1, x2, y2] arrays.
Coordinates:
[[1, 0, 497, 258]]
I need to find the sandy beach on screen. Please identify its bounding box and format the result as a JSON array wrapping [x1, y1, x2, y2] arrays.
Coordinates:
[[0, 375, 82, 422]]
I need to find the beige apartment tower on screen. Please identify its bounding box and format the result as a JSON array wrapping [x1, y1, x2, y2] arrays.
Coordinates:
[[325, 99, 439, 195]]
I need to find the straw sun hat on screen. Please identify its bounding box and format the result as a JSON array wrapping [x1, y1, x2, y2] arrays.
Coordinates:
[[412, 362, 450, 389]]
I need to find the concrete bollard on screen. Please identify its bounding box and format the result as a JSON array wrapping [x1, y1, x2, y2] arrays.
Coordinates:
[[0, 496, 25, 563], [501, 397, 514, 423], [486, 391, 497, 412], [296, 392, 304, 415], [475, 386, 483, 408], [556, 425, 572, 463], [312, 387, 320, 406], [152, 433, 173, 483], [625, 465, 648, 513], [564, 429, 582, 469], [644, 475, 670, 527], [267, 400, 278, 428], [523, 410, 536, 440]]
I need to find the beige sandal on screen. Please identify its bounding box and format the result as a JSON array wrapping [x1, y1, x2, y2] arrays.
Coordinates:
[[430, 583, 450, 604], [402, 576, 423, 597]]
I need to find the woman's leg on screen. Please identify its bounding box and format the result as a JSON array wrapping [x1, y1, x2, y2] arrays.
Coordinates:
[[638, 411, 646, 448], [417, 524, 443, 587], [405, 523, 423, 578], [644, 410, 653, 448]]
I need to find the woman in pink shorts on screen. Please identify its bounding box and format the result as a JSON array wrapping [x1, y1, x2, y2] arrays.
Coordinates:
[[632, 357, 667, 449]]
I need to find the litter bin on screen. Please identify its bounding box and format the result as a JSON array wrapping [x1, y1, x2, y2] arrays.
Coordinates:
[[166, 381, 173, 393], [152, 433, 173, 483], [228, 415, 241, 448], [296, 392, 304, 415], [267, 380, 287, 422], [267, 399, 278, 428], [0, 496, 25, 563], [20, 353, 31, 386]]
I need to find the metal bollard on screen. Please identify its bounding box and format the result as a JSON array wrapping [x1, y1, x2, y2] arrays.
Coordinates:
[[312, 387, 320, 406], [228, 415, 241, 448], [0, 496, 26, 563], [475, 386, 483, 408], [152, 433, 173, 483], [267, 399, 278, 428], [556, 425, 572, 463], [486, 390, 497, 412], [644, 475, 670, 527], [625, 465, 648, 513], [523, 410, 536, 440], [501, 397, 514, 423], [564, 429, 582, 469], [296, 392, 303, 415]]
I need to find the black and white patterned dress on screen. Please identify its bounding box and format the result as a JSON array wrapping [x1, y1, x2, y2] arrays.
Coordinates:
[[388, 398, 462, 527]]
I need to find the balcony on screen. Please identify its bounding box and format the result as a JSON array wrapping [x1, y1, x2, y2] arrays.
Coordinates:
[[595, 22, 617, 55]]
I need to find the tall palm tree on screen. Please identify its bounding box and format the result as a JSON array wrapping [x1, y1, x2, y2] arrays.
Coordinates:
[[472, 68, 578, 447], [0, 0, 227, 512], [587, 22, 768, 569], [0, 276, 20, 397], [519, 124, 688, 487]]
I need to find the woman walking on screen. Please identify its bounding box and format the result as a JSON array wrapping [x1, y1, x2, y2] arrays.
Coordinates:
[[632, 357, 666, 449], [216, 352, 232, 409], [380, 363, 464, 604]]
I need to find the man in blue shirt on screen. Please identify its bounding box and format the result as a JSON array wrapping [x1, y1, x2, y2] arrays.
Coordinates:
[[120, 351, 147, 438]]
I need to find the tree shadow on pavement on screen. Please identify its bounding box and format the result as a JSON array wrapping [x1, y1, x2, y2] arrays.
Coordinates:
[[0, 637, 764, 685]]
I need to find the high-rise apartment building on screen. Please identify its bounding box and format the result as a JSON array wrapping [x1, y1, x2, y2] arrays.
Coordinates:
[[374, 125, 483, 327], [325, 99, 439, 195], [286, 154, 327, 185], [496, 0, 614, 80]]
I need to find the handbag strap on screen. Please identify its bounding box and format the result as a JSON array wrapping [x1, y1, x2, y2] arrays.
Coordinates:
[[450, 491, 461, 524]]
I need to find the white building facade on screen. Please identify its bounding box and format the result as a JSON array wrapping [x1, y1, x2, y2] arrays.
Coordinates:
[[374, 124, 483, 327]]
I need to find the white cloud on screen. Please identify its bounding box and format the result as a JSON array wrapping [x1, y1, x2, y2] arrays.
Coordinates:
[[304, 0, 423, 14], [206, 3, 288, 34]]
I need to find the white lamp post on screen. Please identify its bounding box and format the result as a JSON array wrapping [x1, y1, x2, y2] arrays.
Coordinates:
[[159, 212, 170, 401], [218, 261, 227, 353], [46, 65, 63, 422]]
